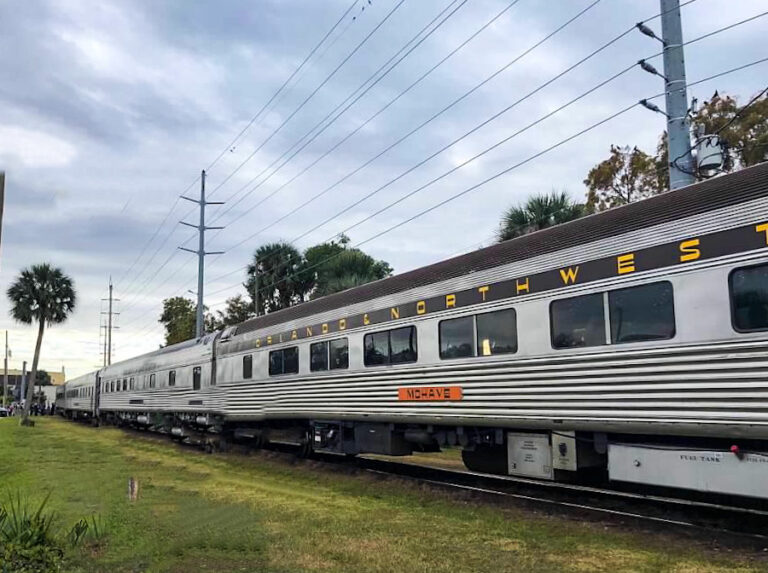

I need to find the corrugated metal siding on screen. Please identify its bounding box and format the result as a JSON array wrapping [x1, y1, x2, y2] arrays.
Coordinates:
[[218, 340, 768, 438]]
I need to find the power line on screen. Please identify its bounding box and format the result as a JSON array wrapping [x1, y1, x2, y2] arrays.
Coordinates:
[[203, 0, 362, 176], [204, 0, 604, 270], [114, 0, 361, 299], [120, 0, 504, 311], [203, 55, 768, 303], [207, 0, 475, 227], [202, 0, 407, 200]]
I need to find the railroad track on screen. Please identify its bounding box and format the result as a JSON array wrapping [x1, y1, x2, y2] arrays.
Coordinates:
[[96, 421, 768, 545], [342, 455, 768, 544]]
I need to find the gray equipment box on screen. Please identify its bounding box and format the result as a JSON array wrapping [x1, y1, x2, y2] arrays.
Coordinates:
[[608, 444, 768, 499], [507, 432, 553, 479]]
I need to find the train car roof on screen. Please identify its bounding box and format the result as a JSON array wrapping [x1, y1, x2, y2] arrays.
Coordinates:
[[234, 161, 768, 337]]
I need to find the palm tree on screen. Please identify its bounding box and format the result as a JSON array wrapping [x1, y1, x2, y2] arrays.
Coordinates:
[[497, 190, 588, 242], [7, 264, 76, 426]]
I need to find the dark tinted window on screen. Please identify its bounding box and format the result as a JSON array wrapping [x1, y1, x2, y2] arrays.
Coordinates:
[[440, 316, 474, 359], [149, 374, 156, 388], [283, 346, 299, 374], [390, 327, 417, 364], [551, 293, 605, 349], [731, 264, 768, 331], [269, 350, 283, 376], [329, 338, 349, 370], [169, 371, 176, 387], [129, 377, 135, 390], [243, 355, 253, 379], [477, 309, 517, 356], [310, 342, 328, 372], [269, 347, 299, 375], [609, 282, 675, 343], [193, 367, 201, 390], [364, 331, 389, 366]]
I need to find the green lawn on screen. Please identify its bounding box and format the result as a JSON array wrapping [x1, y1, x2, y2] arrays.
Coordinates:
[[0, 417, 765, 572]]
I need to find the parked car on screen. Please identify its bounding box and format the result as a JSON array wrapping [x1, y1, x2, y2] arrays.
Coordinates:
[[0, 407, 8, 417]]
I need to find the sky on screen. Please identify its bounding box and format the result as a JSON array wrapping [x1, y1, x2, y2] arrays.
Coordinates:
[[0, 0, 765, 379]]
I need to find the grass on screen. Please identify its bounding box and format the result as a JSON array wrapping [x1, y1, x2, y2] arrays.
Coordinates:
[[0, 417, 766, 572]]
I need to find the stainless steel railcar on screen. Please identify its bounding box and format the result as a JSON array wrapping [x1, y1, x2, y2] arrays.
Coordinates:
[[63, 163, 768, 499]]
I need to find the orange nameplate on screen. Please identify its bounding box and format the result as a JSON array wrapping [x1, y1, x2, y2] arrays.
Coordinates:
[[398, 386, 463, 401]]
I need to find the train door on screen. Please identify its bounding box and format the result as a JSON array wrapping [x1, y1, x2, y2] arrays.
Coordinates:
[[193, 367, 201, 391], [94, 373, 101, 417]]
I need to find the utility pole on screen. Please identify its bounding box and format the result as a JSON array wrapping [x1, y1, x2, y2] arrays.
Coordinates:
[[180, 170, 224, 339], [3, 331, 8, 408], [100, 278, 119, 365], [660, 0, 695, 189]]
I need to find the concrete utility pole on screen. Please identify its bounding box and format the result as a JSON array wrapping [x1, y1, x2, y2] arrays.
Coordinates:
[[180, 170, 224, 339], [660, 0, 695, 189]]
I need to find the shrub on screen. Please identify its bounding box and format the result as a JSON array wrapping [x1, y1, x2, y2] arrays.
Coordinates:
[[0, 492, 104, 573]]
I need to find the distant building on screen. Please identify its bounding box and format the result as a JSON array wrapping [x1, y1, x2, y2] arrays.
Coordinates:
[[2, 368, 66, 386]]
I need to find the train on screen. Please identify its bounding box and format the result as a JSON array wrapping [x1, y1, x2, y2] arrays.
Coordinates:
[[58, 162, 768, 500]]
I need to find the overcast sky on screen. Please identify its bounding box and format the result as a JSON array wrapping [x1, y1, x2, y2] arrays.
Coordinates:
[[0, 0, 765, 378]]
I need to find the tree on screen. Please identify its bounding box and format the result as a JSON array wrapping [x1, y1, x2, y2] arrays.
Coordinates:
[[7, 263, 75, 426], [211, 295, 254, 330], [159, 297, 196, 346], [35, 370, 51, 386], [584, 145, 662, 212], [304, 235, 392, 298], [245, 242, 313, 315], [497, 191, 588, 242]]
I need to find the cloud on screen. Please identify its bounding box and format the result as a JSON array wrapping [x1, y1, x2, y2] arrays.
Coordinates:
[[0, 126, 77, 168]]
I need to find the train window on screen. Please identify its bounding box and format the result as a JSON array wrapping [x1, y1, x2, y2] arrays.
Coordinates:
[[193, 367, 201, 390], [364, 331, 389, 366], [391, 327, 417, 364], [329, 338, 349, 370], [609, 282, 675, 343], [243, 355, 253, 379], [169, 370, 176, 387], [440, 316, 474, 359], [269, 347, 299, 376], [130, 377, 135, 390], [269, 350, 283, 376], [730, 264, 768, 332], [477, 309, 517, 356], [365, 327, 417, 366], [123, 379, 128, 391], [149, 374, 156, 389], [551, 293, 606, 349], [111, 380, 115, 392], [283, 347, 299, 374], [310, 342, 328, 372]]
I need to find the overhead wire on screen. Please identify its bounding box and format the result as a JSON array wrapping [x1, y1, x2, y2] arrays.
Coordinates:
[[115, 0, 360, 296], [203, 0, 604, 271], [117, 0, 387, 312], [206, 0, 476, 227], [202, 0, 407, 200], [119, 0, 463, 316], [202, 54, 768, 304]]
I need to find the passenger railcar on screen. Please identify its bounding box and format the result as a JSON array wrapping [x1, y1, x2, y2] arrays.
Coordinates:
[[62, 163, 768, 500], [58, 371, 97, 420]]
